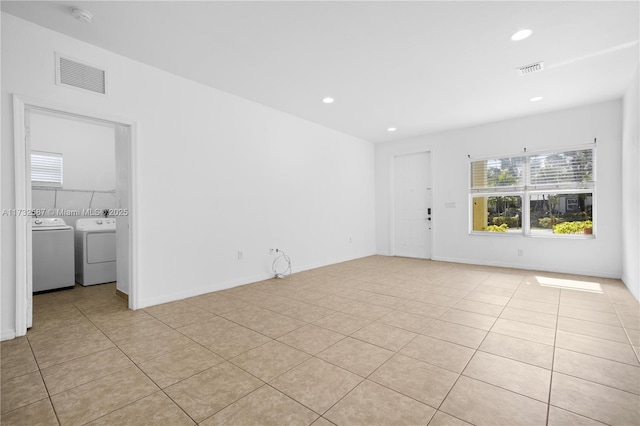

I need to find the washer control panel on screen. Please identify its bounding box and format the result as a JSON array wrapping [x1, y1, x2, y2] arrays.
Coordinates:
[[32, 217, 71, 230]]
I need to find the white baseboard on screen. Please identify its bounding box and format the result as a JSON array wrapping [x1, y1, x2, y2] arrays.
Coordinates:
[[621, 273, 640, 301], [136, 271, 276, 309], [293, 252, 378, 275], [135, 251, 376, 310], [431, 255, 621, 279]]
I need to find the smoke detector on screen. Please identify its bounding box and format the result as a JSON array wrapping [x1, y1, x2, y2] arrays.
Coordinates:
[[71, 8, 93, 23], [517, 61, 544, 76]]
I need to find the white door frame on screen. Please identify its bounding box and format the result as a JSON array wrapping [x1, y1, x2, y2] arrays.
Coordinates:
[[12, 94, 138, 336], [390, 150, 433, 259]]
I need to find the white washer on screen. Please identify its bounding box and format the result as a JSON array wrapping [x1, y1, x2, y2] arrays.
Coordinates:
[[75, 218, 117, 286], [32, 218, 75, 293]]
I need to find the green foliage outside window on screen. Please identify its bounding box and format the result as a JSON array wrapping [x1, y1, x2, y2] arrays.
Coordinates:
[[553, 220, 593, 234], [486, 224, 509, 232]]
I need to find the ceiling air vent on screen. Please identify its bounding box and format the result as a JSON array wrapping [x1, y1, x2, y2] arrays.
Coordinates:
[[517, 61, 544, 76], [56, 54, 107, 95]]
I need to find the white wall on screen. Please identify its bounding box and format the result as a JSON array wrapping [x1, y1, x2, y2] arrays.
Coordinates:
[[31, 111, 116, 192], [1, 14, 376, 339], [30, 111, 118, 228], [622, 67, 640, 300], [376, 100, 624, 279]]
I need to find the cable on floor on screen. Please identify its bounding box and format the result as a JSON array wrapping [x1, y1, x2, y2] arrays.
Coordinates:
[[272, 249, 292, 278]]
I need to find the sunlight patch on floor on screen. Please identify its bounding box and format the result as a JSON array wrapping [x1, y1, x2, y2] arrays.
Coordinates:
[[536, 276, 603, 294]]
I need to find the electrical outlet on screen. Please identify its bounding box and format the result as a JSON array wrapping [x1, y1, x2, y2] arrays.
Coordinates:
[[269, 248, 274, 255], [238, 250, 243, 260], [517, 249, 523, 257]]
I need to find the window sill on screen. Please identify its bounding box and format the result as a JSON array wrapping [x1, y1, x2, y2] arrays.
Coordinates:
[[470, 231, 596, 239], [470, 231, 523, 237], [528, 233, 596, 240]]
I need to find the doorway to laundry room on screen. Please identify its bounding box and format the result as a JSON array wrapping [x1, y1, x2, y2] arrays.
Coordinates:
[[25, 107, 131, 327]]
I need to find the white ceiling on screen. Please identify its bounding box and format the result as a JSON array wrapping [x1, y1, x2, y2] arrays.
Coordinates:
[[2, 1, 639, 143]]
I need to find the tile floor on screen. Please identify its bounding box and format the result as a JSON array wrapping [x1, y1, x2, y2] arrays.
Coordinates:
[[2, 256, 640, 425]]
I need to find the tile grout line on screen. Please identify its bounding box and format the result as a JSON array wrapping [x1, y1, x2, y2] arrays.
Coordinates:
[[547, 287, 638, 425], [147, 285, 380, 418], [82, 304, 197, 424], [133, 308, 282, 423], [16, 294, 118, 424], [113, 323, 214, 424], [146, 298, 354, 424], [264, 274, 479, 424], [554, 345, 640, 368], [199, 383, 323, 425], [67, 295, 203, 425], [24, 336, 62, 426], [429, 273, 524, 423], [607, 292, 640, 365], [545, 288, 561, 426], [28, 297, 121, 424]]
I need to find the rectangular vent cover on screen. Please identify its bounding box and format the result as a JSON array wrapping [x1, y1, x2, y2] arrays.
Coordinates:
[[517, 61, 544, 76], [56, 55, 106, 94]]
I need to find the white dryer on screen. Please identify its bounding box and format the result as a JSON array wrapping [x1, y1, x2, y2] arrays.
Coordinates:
[[75, 218, 117, 286]]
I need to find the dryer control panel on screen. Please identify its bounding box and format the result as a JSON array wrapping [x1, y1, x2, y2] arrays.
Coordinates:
[[76, 218, 117, 231]]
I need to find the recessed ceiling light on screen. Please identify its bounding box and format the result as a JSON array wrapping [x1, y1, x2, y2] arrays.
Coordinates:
[[322, 97, 334, 104], [71, 8, 93, 23], [387, 127, 397, 132], [529, 96, 544, 102], [511, 29, 532, 41]]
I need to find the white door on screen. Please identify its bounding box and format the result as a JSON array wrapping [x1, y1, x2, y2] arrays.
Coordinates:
[[394, 152, 432, 259]]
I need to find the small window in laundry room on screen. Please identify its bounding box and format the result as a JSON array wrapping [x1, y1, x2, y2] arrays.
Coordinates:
[[31, 151, 63, 188]]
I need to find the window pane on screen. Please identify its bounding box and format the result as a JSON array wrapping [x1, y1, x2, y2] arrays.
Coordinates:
[[31, 151, 63, 187], [471, 157, 524, 191], [529, 193, 593, 235], [472, 195, 523, 232], [529, 150, 593, 189]]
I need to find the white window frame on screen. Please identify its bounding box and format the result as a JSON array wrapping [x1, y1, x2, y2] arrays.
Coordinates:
[[469, 144, 596, 238]]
